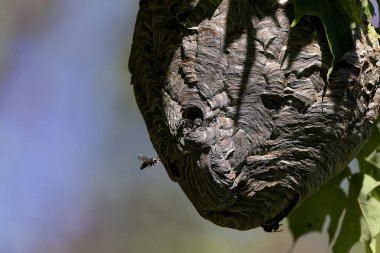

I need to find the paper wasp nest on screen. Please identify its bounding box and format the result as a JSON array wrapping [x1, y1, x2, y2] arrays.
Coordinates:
[[129, 0, 380, 230]]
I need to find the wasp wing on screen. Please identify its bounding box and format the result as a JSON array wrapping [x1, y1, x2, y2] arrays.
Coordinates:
[[137, 154, 150, 162]]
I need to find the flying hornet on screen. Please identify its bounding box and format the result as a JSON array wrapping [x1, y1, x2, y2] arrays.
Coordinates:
[[137, 154, 161, 170]]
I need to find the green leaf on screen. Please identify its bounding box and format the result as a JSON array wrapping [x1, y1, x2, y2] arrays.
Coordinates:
[[358, 175, 380, 240], [367, 0, 376, 17], [292, 0, 355, 67], [362, 0, 380, 39], [288, 169, 350, 242], [366, 150, 380, 170], [363, 0, 375, 20], [359, 217, 375, 253], [356, 119, 380, 253], [332, 173, 363, 253]]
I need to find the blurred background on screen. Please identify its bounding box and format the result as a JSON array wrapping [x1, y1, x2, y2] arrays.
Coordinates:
[[0, 1, 378, 253]]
